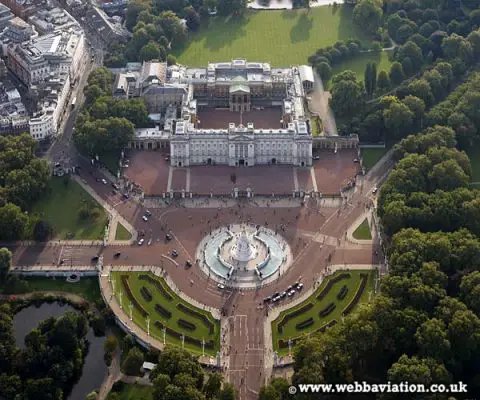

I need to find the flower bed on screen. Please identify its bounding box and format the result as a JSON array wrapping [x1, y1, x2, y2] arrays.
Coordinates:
[[177, 303, 215, 334], [296, 317, 314, 330], [140, 286, 152, 302], [342, 273, 368, 316], [138, 274, 173, 301], [336, 285, 348, 301], [154, 303, 172, 319], [278, 303, 314, 333], [178, 318, 196, 331], [120, 275, 148, 317], [318, 302, 336, 318], [154, 321, 214, 349], [316, 273, 351, 301]]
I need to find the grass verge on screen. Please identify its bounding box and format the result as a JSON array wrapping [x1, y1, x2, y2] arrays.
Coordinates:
[[30, 177, 107, 240], [115, 223, 132, 240], [352, 219, 372, 240]]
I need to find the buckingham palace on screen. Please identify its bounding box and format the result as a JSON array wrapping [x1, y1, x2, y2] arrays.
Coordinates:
[[120, 59, 317, 166]]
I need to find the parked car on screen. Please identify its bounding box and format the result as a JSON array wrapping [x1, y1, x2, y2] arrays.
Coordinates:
[[217, 283, 225, 290], [287, 290, 295, 297], [138, 238, 145, 245], [122, 193, 130, 199], [165, 233, 172, 241], [171, 249, 179, 257], [263, 296, 272, 303], [353, 158, 360, 163], [296, 283, 304, 290], [280, 291, 287, 299], [313, 156, 320, 160], [142, 215, 148, 222], [372, 186, 378, 194], [101, 179, 107, 185], [112, 183, 120, 190], [145, 210, 152, 217]]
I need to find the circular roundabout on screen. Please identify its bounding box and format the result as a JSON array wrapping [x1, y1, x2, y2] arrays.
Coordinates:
[[196, 223, 293, 288]]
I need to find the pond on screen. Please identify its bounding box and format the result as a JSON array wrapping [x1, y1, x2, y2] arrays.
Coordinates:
[[13, 302, 108, 400]]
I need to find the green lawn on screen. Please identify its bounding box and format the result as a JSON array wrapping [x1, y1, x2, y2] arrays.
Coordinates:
[[272, 270, 374, 355], [465, 141, 480, 182], [107, 384, 154, 400], [115, 223, 132, 240], [331, 50, 394, 83], [0, 277, 102, 304], [30, 177, 107, 240], [361, 147, 388, 171], [175, 7, 374, 67], [352, 219, 372, 240], [112, 272, 220, 356]]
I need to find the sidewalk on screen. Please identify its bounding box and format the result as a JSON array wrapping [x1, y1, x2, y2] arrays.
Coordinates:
[[73, 176, 136, 244]]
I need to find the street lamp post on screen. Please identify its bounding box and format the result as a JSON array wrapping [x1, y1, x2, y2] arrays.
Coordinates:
[[128, 302, 133, 321], [181, 334, 185, 349], [119, 290, 123, 309], [288, 339, 292, 357], [146, 317, 150, 336], [163, 327, 166, 344]]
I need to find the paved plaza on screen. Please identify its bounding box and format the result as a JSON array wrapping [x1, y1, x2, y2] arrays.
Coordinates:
[[8, 146, 394, 400]]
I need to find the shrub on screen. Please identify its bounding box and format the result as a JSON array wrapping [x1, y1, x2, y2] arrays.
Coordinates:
[[138, 274, 173, 301], [277, 303, 314, 333], [296, 318, 314, 330], [121, 275, 148, 317], [178, 318, 196, 331], [177, 303, 215, 334], [140, 286, 152, 302], [342, 274, 368, 316], [337, 285, 348, 300], [319, 302, 336, 318], [155, 303, 172, 319], [316, 273, 351, 301]]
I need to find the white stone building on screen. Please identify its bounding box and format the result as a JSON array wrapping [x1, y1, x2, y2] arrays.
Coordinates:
[[170, 120, 311, 167]]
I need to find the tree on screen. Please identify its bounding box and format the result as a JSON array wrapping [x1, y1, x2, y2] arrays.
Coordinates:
[[329, 70, 366, 119], [204, 373, 223, 399], [259, 385, 280, 400], [104, 335, 118, 354], [218, 383, 236, 400], [217, 0, 246, 15], [122, 347, 144, 376], [364, 62, 377, 98], [377, 70, 390, 91], [0, 203, 28, 241], [353, 0, 383, 34], [184, 6, 200, 31], [459, 272, 480, 316], [33, 220, 54, 241], [316, 62, 332, 82], [415, 318, 451, 360], [139, 41, 161, 61], [398, 41, 424, 72], [442, 33, 474, 64], [85, 391, 98, 400], [389, 62, 405, 85], [0, 248, 11, 282], [383, 101, 414, 139]]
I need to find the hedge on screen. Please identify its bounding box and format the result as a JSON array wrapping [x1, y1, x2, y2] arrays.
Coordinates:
[[336, 285, 348, 301], [121, 275, 148, 317], [140, 286, 152, 302], [278, 303, 314, 333], [154, 321, 215, 349], [139, 274, 173, 301], [155, 303, 172, 319], [278, 319, 339, 349], [178, 318, 196, 331], [317, 319, 337, 333], [316, 273, 351, 301], [342, 273, 368, 316], [177, 303, 215, 334], [296, 317, 314, 330], [319, 302, 336, 318]]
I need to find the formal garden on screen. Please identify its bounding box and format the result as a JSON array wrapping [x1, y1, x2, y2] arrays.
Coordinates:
[[174, 7, 375, 67], [30, 177, 107, 240], [272, 270, 374, 355], [112, 272, 220, 356]]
